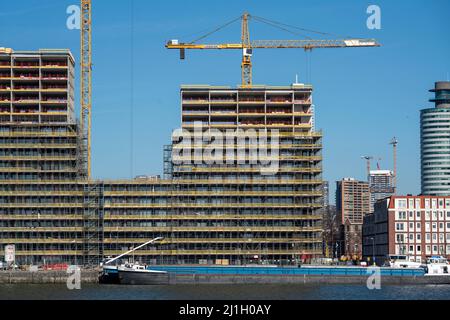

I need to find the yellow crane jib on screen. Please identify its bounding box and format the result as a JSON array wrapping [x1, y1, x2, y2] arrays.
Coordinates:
[[165, 13, 381, 87]]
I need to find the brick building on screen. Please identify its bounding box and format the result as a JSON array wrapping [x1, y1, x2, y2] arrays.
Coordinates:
[[362, 195, 450, 265]]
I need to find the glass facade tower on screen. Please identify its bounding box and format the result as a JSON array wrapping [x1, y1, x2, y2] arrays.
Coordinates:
[[420, 81, 450, 195]]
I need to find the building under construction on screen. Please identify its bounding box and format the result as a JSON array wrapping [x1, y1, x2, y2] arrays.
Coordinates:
[[0, 48, 323, 266]]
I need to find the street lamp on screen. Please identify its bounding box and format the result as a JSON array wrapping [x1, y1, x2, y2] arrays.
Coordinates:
[[370, 237, 375, 266]]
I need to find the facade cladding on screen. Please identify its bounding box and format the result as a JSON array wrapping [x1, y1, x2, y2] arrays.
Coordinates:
[[0, 48, 323, 266], [421, 81, 450, 196], [362, 195, 450, 265]]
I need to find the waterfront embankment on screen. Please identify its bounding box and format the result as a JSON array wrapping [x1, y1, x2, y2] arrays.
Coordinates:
[[0, 270, 99, 284], [2, 270, 450, 285]]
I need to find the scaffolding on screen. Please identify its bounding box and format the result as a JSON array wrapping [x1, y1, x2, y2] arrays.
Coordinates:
[[82, 182, 104, 266]]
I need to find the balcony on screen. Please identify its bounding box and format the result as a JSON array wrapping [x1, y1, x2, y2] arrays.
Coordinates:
[[13, 61, 39, 68], [210, 98, 237, 104], [12, 74, 39, 80], [41, 85, 67, 92], [41, 62, 68, 69], [41, 73, 68, 80], [238, 97, 265, 104], [294, 99, 312, 105], [182, 97, 209, 105], [41, 98, 68, 104], [14, 86, 39, 92], [12, 95, 40, 103]]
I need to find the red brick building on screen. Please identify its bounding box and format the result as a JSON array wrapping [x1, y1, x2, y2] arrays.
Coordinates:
[[362, 195, 450, 265], [336, 178, 370, 259]]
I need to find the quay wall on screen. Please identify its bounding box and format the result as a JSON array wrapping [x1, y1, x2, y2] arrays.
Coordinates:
[[2, 270, 449, 285], [0, 270, 99, 284]]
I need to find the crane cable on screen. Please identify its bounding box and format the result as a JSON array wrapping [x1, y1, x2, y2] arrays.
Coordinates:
[[188, 15, 242, 44], [251, 14, 350, 38], [251, 15, 313, 40], [182, 13, 352, 45]]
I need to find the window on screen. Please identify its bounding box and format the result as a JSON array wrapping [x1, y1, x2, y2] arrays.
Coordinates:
[[396, 223, 404, 231], [409, 245, 414, 252], [426, 211, 431, 220], [417, 211, 421, 219], [396, 234, 405, 243], [417, 222, 421, 230], [398, 211, 407, 220], [416, 234, 421, 241], [398, 199, 407, 208], [433, 233, 437, 241], [417, 245, 421, 252], [409, 222, 414, 229], [409, 211, 414, 219]]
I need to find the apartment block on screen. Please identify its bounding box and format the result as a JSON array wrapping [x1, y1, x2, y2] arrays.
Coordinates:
[[0, 62, 323, 266], [362, 195, 450, 265], [335, 178, 370, 259], [369, 169, 394, 213], [164, 84, 323, 264]]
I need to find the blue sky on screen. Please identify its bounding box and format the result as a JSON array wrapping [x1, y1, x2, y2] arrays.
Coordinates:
[[1, 0, 449, 202]]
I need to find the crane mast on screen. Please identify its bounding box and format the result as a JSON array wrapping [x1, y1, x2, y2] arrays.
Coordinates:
[[390, 137, 398, 194], [241, 12, 252, 88], [80, 0, 92, 179], [361, 155, 374, 180]]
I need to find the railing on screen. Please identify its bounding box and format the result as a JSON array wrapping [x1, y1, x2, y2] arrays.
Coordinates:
[[102, 214, 322, 220], [103, 226, 321, 233], [102, 237, 322, 243], [104, 203, 321, 209], [102, 249, 323, 256]]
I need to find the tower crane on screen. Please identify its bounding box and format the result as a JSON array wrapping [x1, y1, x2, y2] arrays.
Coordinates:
[[80, 0, 92, 178], [166, 12, 381, 87], [389, 137, 398, 194], [361, 155, 374, 180]]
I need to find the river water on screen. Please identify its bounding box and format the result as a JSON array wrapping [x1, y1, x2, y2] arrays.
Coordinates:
[[1, 284, 450, 300]]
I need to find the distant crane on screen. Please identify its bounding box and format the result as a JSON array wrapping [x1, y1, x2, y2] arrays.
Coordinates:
[[166, 12, 380, 88], [376, 157, 382, 170], [389, 137, 398, 194], [361, 156, 374, 180]]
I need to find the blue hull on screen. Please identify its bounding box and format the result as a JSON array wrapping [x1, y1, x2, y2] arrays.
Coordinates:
[[145, 265, 426, 277]]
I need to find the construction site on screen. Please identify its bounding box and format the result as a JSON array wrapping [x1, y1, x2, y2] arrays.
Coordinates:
[[0, 4, 380, 266]]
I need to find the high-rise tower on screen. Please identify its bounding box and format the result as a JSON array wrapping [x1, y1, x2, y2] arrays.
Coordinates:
[[420, 81, 450, 195]]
